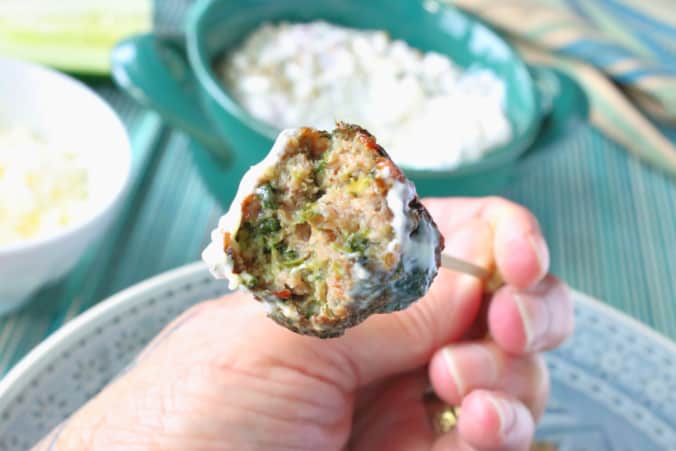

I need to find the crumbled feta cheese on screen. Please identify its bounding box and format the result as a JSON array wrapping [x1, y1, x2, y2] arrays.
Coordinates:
[[220, 21, 512, 170], [0, 127, 91, 246]]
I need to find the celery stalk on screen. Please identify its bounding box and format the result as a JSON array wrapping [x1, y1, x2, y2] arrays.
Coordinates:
[[0, 0, 152, 74]]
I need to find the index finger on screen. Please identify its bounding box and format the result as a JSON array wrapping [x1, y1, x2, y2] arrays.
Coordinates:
[[423, 197, 550, 290]]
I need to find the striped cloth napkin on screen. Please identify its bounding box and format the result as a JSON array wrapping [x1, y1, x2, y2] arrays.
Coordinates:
[[450, 0, 676, 176]]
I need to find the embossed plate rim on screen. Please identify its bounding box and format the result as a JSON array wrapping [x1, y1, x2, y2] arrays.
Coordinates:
[[0, 261, 210, 412], [1, 261, 675, 444]]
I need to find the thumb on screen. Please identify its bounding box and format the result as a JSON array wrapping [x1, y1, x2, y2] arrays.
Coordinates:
[[332, 219, 489, 385]]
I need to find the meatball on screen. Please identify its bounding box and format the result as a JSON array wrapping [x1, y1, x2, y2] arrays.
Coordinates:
[[203, 123, 443, 338]]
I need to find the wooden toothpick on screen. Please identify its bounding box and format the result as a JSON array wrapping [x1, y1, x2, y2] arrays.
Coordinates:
[[440, 253, 491, 280]]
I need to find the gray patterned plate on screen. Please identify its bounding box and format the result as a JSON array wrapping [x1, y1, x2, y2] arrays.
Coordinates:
[[0, 262, 675, 450]]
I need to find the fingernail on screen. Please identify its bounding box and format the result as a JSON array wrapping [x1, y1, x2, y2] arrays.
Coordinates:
[[442, 347, 466, 396], [513, 291, 550, 352], [486, 394, 517, 437], [528, 234, 549, 280], [442, 345, 498, 397]]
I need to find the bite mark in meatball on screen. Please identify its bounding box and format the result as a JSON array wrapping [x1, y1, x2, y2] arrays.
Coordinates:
[[203, 123, 443, 337]]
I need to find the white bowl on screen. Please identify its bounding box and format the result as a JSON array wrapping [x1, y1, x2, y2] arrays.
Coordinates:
[[0, 56, 132, 315]]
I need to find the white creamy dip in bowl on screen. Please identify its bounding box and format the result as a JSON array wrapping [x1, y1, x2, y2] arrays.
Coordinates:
[[112, 0, 587, 204], [0, 56, 132, 314], [218, 21, 513, 172]]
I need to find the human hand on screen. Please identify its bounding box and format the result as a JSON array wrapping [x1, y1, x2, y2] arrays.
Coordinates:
[[33, 197, 573, 451]]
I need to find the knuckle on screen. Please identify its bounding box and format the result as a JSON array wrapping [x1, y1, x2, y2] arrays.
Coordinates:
[[485, 195, 509, 205], [486, 195, 524, 213], [485, 196, 539, 228]]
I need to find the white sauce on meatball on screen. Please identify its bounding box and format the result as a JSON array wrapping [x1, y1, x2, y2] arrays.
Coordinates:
[[203, 128, 440, 318], [202, 128, 300, 289], [386, 180, 438, 276]]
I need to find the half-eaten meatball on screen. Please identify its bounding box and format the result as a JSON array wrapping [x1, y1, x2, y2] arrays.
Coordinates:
[[203, 123, 443, 337]]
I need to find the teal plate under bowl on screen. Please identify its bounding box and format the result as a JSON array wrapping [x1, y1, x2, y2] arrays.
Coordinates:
[[0, 263, 673, 450], [112, 0, 587, 206]]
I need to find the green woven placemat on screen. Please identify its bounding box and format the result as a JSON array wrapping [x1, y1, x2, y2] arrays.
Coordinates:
[[506, 125, 675, 331]]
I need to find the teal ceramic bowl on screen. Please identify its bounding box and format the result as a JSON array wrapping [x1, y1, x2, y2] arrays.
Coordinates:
[[112, 0, 587, 205]]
